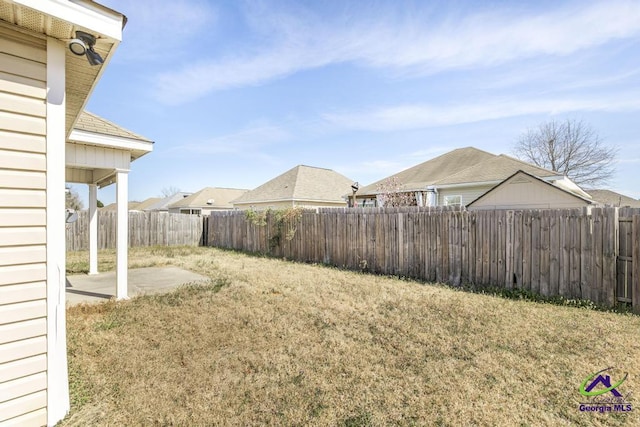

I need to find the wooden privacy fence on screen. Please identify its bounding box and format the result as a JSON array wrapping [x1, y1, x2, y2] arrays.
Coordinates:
[[206, 207, 640, 311], [66, 211, 204, 250]]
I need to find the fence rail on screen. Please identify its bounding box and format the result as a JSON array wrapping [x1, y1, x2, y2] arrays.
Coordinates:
[[66, 211, 203, 250], [206, 207, 640, 311]]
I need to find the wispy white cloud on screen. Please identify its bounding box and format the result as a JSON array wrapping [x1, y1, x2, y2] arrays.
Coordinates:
[[102, 0, 217, 62], [323, 93, 640, 132], [167, 123, 290, 163], [152, 0, 640, 104]]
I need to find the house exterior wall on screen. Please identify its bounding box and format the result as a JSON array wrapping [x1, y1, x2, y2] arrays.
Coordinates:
[[437, 185, 494, 207], [355, 185, 494, 208], [169, 206, 236, 215], [0, 27, 49, 426], [469, 177, 590, 210]]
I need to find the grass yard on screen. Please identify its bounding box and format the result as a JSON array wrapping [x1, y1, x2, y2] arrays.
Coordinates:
[[63, 246, 640, 426]]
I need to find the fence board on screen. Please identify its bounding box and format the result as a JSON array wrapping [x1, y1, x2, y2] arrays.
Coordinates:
[[475, 212, 483, 284], [559, 210, 570, 297], [539, 210, 550, 296], [569, 210, 582, 299], [513, 211, 523, 289], [593, 208, 604, 304], [530, 210, 540, 294], [497, 210, 506, 288], [468, 212, 476, 284], [505, 211, 513, 289], [580, 208, 593, 301], [460, 211, 468, 284], [548, 210, 560, 297], [633, 215, 640, 314], [602, 208, 618, 306]]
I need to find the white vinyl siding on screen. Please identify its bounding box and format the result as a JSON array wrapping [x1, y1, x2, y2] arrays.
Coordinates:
[[0, 27, 48, 425], [468, 173, 591, 210], [438, 185, 494, 207], [65, 142, 131, 170]]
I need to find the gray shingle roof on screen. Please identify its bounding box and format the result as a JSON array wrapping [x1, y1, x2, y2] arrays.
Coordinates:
[[232, 165, 354, 204], [169, 187, 249, 209], [75, 111, 153, 142], [586, 189, 640, 207], [435, 154, 559, 185], [144, 192, 193, 211], [101, 201, 141, 211], [358, 147, 495, 195], [358, 147, 561, 195], [131, 197, 162, 211]]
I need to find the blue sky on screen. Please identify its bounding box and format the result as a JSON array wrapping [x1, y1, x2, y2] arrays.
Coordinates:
[[81, 0, 640, 205]]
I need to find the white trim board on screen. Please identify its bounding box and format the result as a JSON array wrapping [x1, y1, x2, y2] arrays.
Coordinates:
[[12, 0, 124, 40]]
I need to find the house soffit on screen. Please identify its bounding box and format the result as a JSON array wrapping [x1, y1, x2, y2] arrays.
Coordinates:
[[0, 0, 124, 136]]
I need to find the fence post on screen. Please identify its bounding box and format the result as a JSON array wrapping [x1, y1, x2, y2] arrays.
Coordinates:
[[633, 214, 640, 314], [602, 207, 618, 307]]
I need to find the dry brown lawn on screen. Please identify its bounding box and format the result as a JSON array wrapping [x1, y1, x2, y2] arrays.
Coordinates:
[[63, 246, 640, 426]]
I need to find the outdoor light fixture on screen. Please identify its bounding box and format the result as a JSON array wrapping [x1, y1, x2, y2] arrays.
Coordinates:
[[351, 182, 359, 208], [68, 31, 103, 66]]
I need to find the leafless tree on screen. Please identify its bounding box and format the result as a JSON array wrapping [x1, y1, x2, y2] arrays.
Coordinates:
[[160, 186, 181, 198], [513, 119, 617, 188], [376, 177, 415, 207], [65, 185, 83, 210]]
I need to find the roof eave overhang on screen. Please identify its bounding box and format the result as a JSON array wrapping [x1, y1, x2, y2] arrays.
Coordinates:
[[12, 0, 124, 39], [431, 180, 502, 190], [171, 205, 230, 209], [357, 180, 501, 196], [68, 129, 153, 161], [5, 0, 126, 135]]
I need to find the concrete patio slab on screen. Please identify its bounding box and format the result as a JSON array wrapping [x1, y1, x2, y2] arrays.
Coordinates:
[[66, 266, 210, 305]]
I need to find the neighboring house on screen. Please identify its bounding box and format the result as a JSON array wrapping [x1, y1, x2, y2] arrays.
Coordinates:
[[101, 197, 161, 211], [232, 165, 354, 210], [144, 192, 192, 212], [467, 170, 594, 210], [133, 197, 163, 211], [102, 201, 142, 211], [0, 1, 150, 425], [356, 147, 584, 208], [168, 187, 249, 215], [585, 189, 640, 208]]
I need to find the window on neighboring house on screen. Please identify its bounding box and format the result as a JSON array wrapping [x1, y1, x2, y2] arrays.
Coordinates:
[[180, 208, 201, 215], [444, 195, 462, 206]]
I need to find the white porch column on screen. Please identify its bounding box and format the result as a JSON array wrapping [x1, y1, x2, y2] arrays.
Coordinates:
[[116, 170, 129, 299], [46, 37, 70, 426], [88, 184, 98, 274]]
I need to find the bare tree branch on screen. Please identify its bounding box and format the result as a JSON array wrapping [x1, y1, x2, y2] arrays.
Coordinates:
[[376, 177, 416, 207], [512, 119, 618, 188], [65, 185, 83, 210], [160, 186, 181, 198]]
